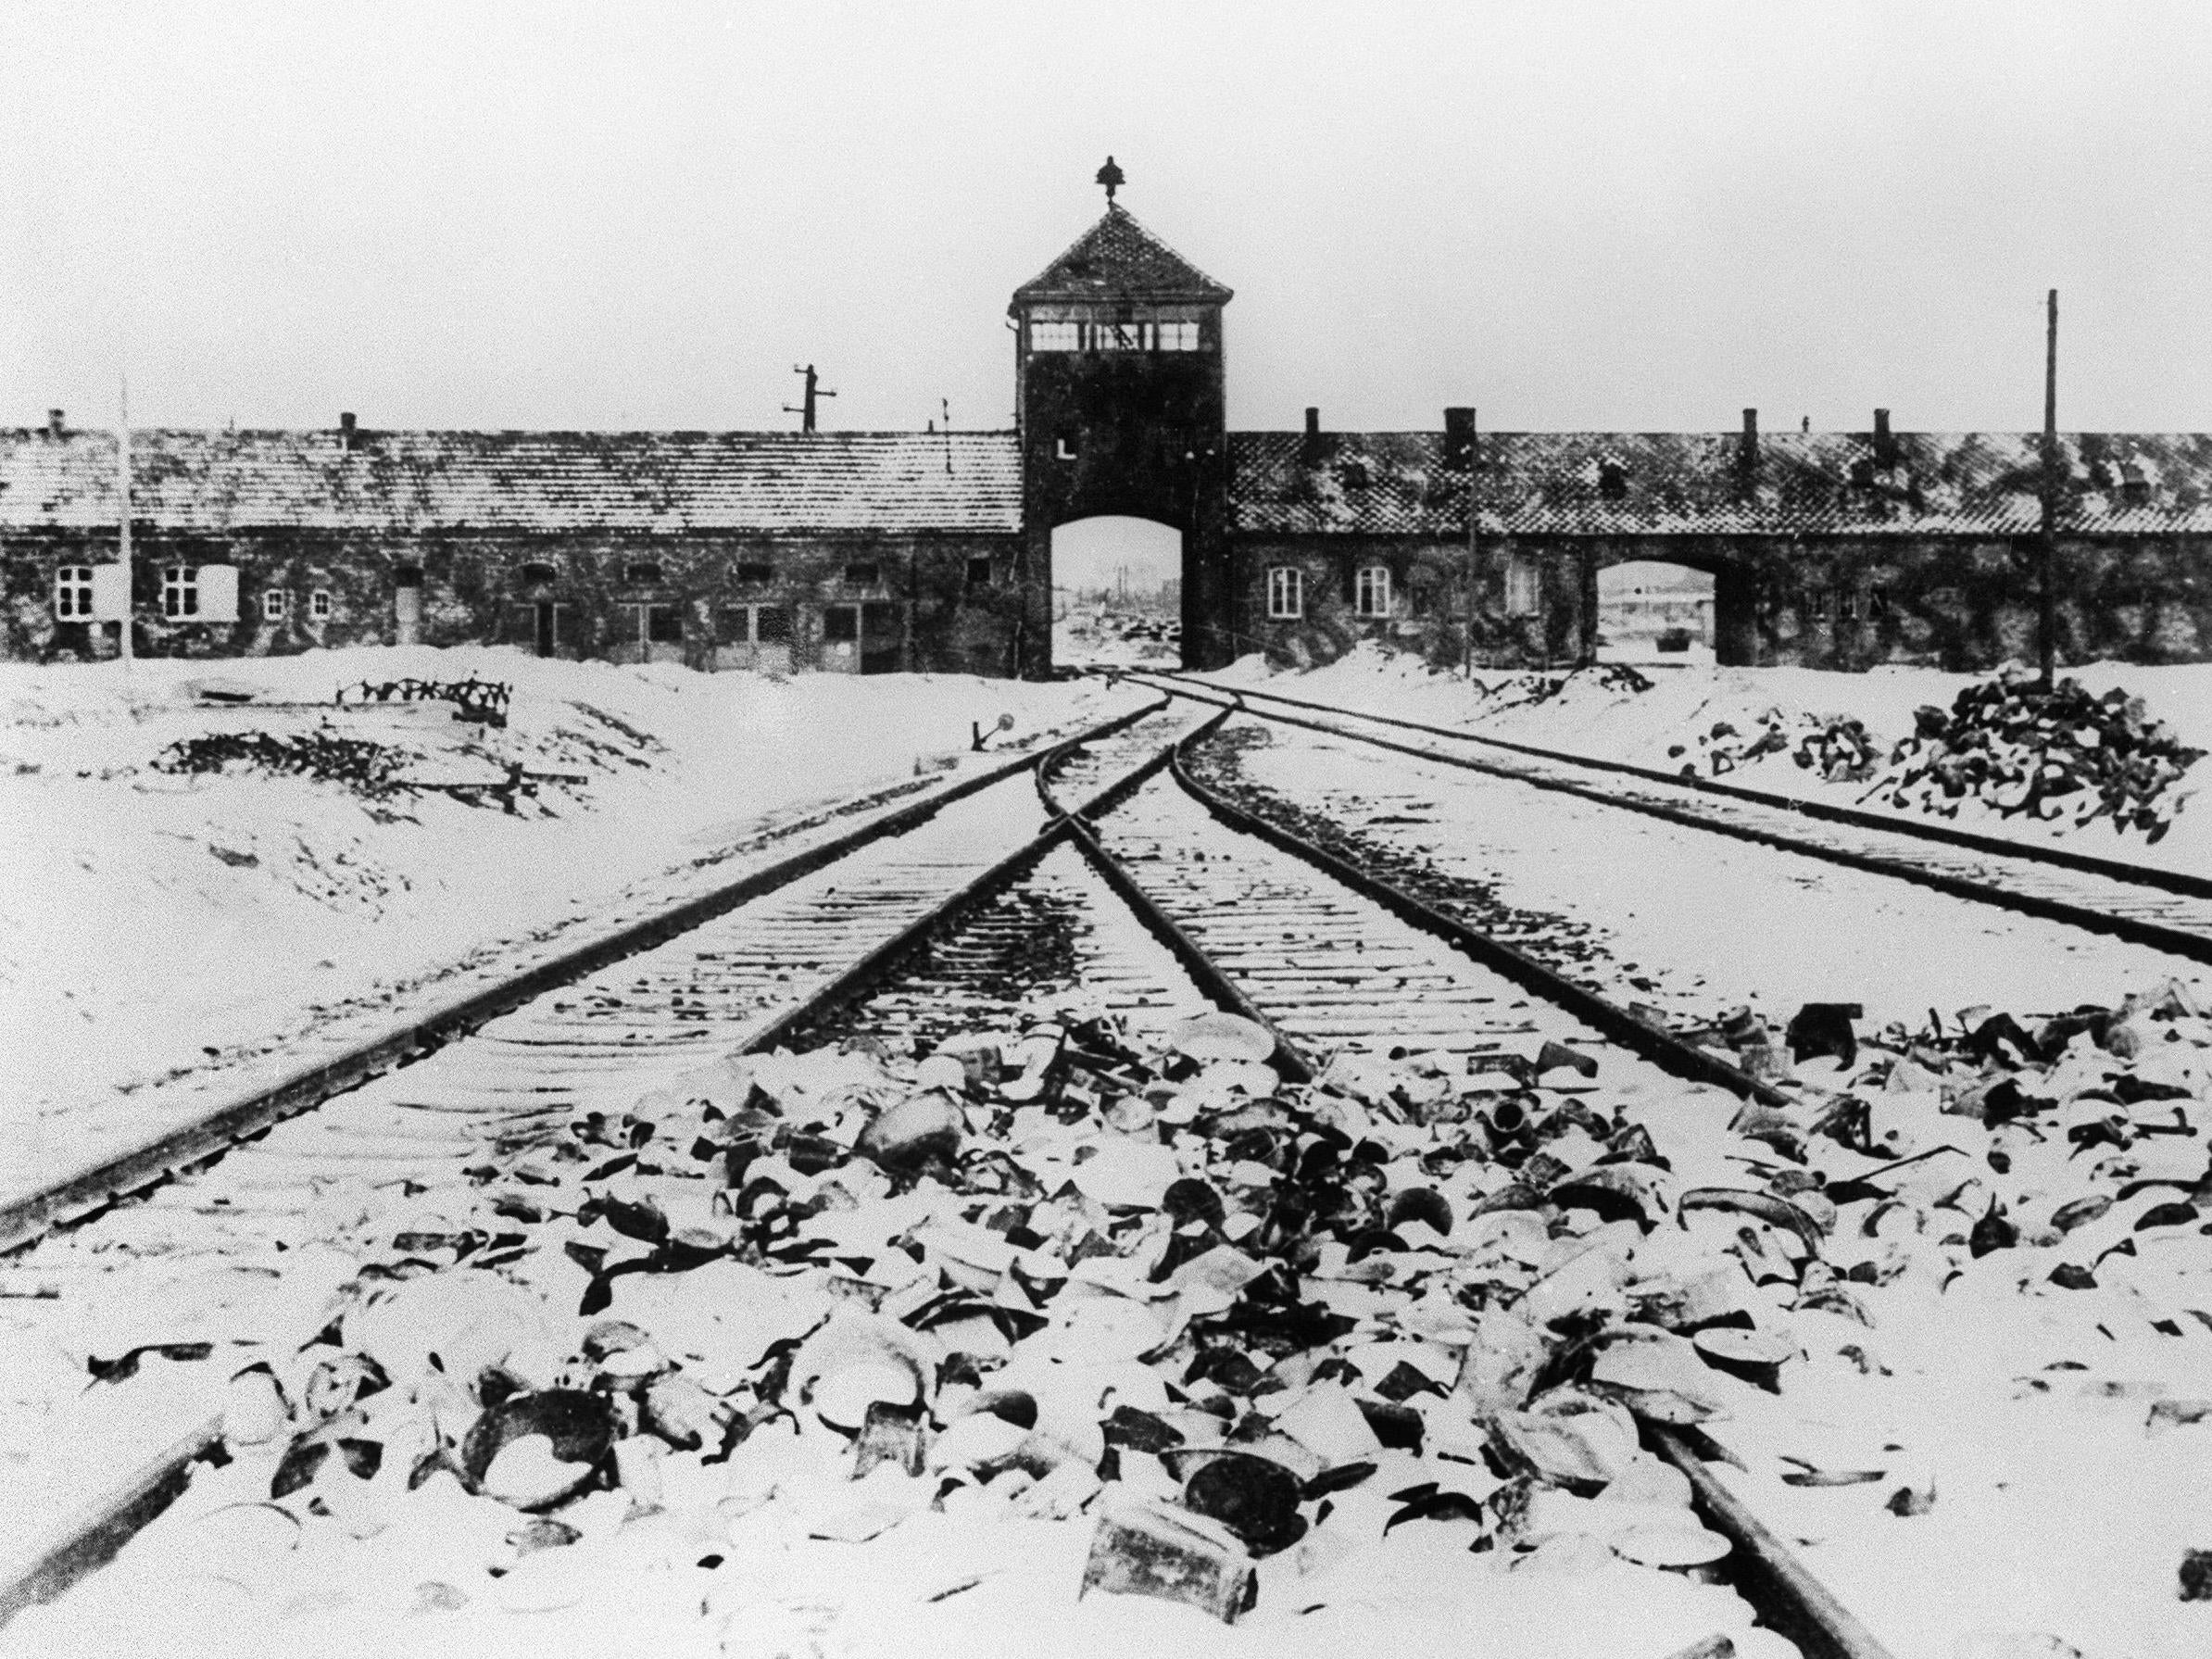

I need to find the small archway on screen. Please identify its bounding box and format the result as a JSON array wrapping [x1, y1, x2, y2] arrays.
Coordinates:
[[1050, 516, 1183, 667], [1596, 559, 1718, 665]]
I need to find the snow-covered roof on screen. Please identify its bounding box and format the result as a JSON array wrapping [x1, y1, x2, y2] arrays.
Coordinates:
[[0, 428, 1024, 534], [1229, 430, 2212, 536], [1011, 206, 1233, 307], [6, 423, 2207, 540]]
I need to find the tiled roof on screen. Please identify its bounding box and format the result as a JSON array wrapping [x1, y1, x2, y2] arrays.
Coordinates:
[[0, 429, 1024, 534], [1230, 430, 2212, 536], [1011, 206, 1233, 307], [7, 424, 2206, 541], [1228, 433, 1471, 535]]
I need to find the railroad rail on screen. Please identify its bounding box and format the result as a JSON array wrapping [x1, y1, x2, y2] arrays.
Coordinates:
[[0, 700, 1194, 1620], [1120, 667, 2212, 967], [0, 701, 1171, 1258], [6, 697, 1897, 1659]]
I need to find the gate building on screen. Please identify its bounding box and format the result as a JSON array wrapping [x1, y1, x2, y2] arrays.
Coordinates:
[[6, 182, 2208, 674]]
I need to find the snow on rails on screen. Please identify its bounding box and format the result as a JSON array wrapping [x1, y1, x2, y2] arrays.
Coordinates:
[[2, 691, 2206, 1659]]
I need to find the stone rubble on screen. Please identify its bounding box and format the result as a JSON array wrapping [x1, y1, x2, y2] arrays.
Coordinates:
[[13, 980, 2212, 1659]]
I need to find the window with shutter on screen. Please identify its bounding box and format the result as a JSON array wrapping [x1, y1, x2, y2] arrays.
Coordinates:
[[1504, 558, 1541, 618]]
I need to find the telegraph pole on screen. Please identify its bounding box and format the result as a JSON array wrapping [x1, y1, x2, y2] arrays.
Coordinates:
[[784, 364, 836, 433], [117, 376, 134, 667], [2039, 290, 2058, 691]]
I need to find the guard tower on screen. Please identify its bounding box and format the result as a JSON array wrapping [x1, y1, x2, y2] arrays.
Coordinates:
[[1010, 162, 1235, 672]]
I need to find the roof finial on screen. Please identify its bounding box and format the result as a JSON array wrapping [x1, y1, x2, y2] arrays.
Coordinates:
[[1095, 155, 1124, 206]]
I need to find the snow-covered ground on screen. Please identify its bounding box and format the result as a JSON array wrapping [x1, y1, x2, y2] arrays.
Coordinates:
[[1229, 724, 2212, 1040], [0, 647, 1143, 1189], [1206, 646, 2212, 877]]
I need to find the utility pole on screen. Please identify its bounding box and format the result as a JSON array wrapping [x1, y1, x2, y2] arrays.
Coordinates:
[[783, 364, 836, 434], [2039, 289, 2058, 691], [117, 376, 134, 667]]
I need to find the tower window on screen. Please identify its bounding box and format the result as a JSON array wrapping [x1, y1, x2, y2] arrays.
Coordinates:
[[1266, 567, 1304, 620], [54, 565, 94, 619], [309, 589, 333, 620], [844, 562, 880, 586], [1354, 566, 1391, 618], [1030, 319, 1200, 353], [735, 561, 773, 584], [520, 561, 560, 584], [161, 565, 200, 618], [262, 590, 287, 621], [966, 558, 993, 590], [624, 561, 664, 584]]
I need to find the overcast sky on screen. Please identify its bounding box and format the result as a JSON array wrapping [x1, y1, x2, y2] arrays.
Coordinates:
[[5, 1, 2207, 437]]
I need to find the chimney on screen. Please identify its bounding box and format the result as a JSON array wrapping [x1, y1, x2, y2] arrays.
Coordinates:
[[1741, 408, 1759, 466], [1444, 407, 1477, 470], [46, 408, 64, 438], [339, 411, 358, 452], [1301, 406, 1325, 465], [1872, 408, 1897, 468]]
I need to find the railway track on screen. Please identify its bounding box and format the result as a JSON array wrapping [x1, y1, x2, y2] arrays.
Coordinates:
[[5, 692, 1929, 1659], [1123, 668, 2212, 966], [0, 703, 1197, 1611]]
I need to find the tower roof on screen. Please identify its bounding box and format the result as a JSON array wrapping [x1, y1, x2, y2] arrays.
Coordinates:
[[1011, 205, 1232, 308]]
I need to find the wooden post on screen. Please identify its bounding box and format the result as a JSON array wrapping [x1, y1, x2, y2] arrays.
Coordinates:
[[2040, 289, 2058, 691], [116, 378, 133, 667], [1464, 408, 1478, 678]]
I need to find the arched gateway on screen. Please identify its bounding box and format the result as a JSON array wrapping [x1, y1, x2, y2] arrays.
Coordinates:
[[6, 169, 2207, 673], [1007, 200, 1235, 671]]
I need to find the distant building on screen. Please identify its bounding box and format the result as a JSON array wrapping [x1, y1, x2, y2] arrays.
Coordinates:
[[6, 187, 2209, 674]]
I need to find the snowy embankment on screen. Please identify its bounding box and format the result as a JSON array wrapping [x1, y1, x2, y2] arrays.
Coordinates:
[[1211, 646, 2212, 878], [0, 647, 1139, 1188]]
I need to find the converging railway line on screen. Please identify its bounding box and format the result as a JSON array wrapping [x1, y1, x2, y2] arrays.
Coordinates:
[[5, 681, 2204, 1658], [1124, 668, 2212, 963]]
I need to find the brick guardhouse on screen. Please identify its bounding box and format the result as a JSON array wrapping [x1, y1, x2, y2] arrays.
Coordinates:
[[6, 182, 2209, 676]]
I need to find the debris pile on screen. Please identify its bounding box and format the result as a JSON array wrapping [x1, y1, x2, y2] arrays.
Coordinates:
[[1790, 718, 1883, 784], [334, 675, 513, 727], [1654, 672, 2203, 842], [152, 728, 409, 797], [1872, 672, 2204, 840], [1669, 712, 1792, 777], [25, 984, 2212, 1655]]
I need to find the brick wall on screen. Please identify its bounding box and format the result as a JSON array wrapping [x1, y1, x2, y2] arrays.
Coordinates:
[[1238, 532, 2212, 673], [0, 527, 1024, 672]]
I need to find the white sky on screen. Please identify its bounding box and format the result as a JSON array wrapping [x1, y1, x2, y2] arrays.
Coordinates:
[[5, 1, 2207, 436]]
